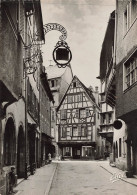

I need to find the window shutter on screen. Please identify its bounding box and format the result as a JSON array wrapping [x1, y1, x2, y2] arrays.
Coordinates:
[[75, 109, 79, 118], [78, 126, 81, 136]]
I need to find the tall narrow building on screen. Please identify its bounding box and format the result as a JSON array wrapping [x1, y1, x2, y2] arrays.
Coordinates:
[[56, 76, 104, 159]]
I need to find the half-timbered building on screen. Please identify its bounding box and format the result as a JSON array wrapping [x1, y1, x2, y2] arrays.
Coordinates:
[[57, 76, 102, 160]]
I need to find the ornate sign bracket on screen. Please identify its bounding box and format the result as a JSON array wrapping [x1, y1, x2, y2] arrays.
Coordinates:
[[43, 23, 67, 41], [43, 23, 72, 68], [24, 23, 71, 75]]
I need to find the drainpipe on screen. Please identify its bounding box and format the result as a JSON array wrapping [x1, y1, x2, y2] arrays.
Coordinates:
[[24, 70, 28, 179]]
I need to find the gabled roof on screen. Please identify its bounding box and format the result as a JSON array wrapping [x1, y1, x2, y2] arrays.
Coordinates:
[[77, 76, 95, 103], [46, 65, 69, 80], [57, 75, 96, 112]]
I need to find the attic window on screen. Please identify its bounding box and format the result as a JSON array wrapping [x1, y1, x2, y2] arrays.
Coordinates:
[[73, 82, 76, 88]]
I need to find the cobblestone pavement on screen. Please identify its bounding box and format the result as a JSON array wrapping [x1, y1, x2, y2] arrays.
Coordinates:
[[49, 160, 137, 195], [13, 160, 137, 195]]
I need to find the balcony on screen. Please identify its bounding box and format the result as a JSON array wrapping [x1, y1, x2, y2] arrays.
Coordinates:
[[99, 124, 114, 143], [99, 110, 114, 143]]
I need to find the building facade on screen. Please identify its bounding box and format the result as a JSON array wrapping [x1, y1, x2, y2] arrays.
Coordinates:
[[115, 0, 137, 176], [24, 0, 45, 176], [46, 64, 73, 158], [40, 65, 54, 166], [99, 1, 137, 176], [56, 76, 103, 160], [98, 11, 116, 161], [0, 1, 45, 194]]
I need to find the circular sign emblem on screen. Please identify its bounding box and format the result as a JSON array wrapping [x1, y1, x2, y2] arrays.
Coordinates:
[[53, 41, 72, 68], [113, 119, 123, 130]]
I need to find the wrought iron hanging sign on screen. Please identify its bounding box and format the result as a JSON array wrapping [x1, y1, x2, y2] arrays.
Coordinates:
[[44, 23, 72, 68], [24, 23, 72, 75], [53, 40, 72, 68]]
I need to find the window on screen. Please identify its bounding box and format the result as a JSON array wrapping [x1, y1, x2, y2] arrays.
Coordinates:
[[51, 110, 55, 121], [82, 146, 92, 157], [81, 126, 87, 137], [124, 2, 131, 33], [68, 95, 73, 103], [51, 80, 55, 87], [77, 94, 82, 102], [62, 127, 67, 138], [73, 127, 78, 136], [132, 0, 137, 22], [51, 128, 54, 138], [124, 56, 137, 89], [63, 147, 71, 156], [75, 109, 79, 118], [73, 82, 76, 88], [123, 1, 137, 35], [80, 109, 86, 118], [86, 108, 89, 118], [124, 8, 128, 32], [108, 113, 112, 123], [75, 94, 82, 102], [102, 114, 106, 124], [61, 110, 67, 120], [67, 128, 70, 136]]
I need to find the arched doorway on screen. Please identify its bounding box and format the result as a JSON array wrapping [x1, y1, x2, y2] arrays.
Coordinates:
[[17, 126, 25, 178], [4, 117, 16, 166]]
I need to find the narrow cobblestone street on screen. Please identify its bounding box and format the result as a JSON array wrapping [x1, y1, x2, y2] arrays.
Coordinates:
[[14, 160, 137, 195], [49, 161, 137, 195]]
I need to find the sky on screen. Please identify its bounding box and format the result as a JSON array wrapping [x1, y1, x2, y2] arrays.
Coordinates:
[[41, 0, 115, 89]]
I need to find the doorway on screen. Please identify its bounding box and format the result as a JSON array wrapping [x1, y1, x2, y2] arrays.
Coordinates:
[[17, 126, 25, 178], [72, 147, 81, 159]]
